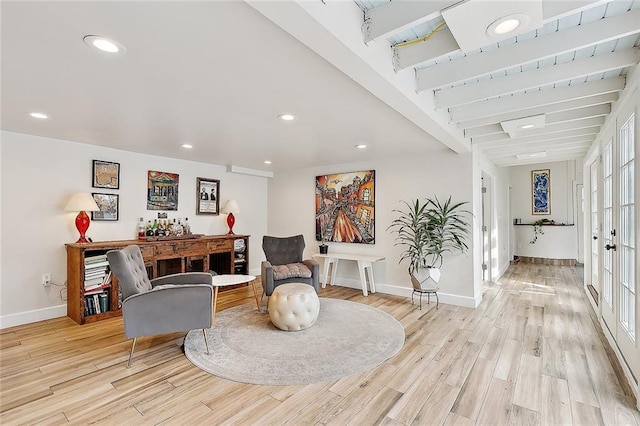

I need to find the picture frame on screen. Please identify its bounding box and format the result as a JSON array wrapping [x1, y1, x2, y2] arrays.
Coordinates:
[[147, 170, 179, 210], [531, 169, 551, 215], [91, 193, 119, 221], [196, 177, 220, 215], [92, 160, 120, 189], [315, 170, 375, 244]]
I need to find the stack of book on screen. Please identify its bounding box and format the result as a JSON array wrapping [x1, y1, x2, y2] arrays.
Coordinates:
[[84, 254, 112, 315]]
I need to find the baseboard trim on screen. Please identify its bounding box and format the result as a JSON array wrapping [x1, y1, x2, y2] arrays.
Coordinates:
[[0, 305, 67, 329], [327, 278, 480, 308]]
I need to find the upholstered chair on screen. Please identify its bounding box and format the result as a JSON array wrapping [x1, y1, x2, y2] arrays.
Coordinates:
[[261, 234, 320, 297], [106, 245, 213, 367]]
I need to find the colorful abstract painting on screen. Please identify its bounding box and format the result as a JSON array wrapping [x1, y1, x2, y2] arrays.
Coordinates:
[[147, 170, 179, 210], [315, 170, 375, 244], [531, 169, 550, 215]]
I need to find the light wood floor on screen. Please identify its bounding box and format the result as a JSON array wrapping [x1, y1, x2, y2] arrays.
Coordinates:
[[1, 263, 639, 425]]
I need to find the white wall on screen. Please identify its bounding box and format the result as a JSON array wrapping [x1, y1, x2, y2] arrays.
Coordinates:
[[510, 160, 579, 259], [267, 151, 481, 307], [0, 131, 268, 327]]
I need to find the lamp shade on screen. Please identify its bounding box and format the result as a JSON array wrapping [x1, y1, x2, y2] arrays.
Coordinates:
[[65, 193, 99, 212], [221, 200, 240, 215]]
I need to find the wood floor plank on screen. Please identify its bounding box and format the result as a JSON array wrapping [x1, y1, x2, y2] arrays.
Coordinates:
[[541, 374, 572, 425], [0, 264, 638, 425], [512, 354, 542, 412]]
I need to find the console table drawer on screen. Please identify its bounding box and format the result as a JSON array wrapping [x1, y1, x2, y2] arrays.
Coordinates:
[[139, 245, 155, 259], [156, 242, 207, 257], [208, 240, 233, 252]]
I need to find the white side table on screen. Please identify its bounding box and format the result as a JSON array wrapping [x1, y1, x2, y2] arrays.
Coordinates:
[[211, 274, 259, 320], [312, 253, 385, 296]]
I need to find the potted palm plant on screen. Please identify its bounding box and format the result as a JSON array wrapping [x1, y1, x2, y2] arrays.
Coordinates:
[[388, 196, 472, 293]]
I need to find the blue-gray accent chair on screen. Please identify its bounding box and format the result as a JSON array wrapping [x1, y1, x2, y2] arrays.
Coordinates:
[[106, 245, 213, 367], [261, 234, 320, 297]]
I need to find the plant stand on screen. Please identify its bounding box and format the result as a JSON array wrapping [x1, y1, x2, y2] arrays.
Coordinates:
[[412, 288, 439, 310]]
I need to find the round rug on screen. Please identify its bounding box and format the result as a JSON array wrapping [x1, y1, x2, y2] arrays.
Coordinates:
[[184, 298, 405, 385]]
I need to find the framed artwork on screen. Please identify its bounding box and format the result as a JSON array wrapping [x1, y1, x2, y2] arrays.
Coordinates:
[[92, 160, 120, 189], [196, 177, 220, 215], [315, 170, 375, 244], [147, 170, 179, 210], [91, 193, 119, 221], [531, 169, 551, 215]]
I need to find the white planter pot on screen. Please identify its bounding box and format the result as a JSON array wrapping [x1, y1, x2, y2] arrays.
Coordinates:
[[410, 267, 441, 291]]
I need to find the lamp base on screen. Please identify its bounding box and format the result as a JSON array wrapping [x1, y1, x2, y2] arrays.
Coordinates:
[[226, 212, 235, 234], [75, 210, 91, 243]]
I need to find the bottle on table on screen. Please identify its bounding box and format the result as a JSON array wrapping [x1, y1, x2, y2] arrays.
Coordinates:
[[137, 217, 145, 239]]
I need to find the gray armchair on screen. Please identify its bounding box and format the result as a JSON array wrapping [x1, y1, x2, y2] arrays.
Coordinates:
[[261, 234, 320, 297], [106, 245, 213, 367]]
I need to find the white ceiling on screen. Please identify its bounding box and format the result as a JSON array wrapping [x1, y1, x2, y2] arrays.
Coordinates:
[[2, 1, 639, 172]]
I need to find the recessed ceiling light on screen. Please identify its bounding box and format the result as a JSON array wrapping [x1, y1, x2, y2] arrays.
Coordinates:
[[181, 144, 193, 149], [29, 112, 49, 119], [487, 14, 529, 37], [277, 114, 296, 121], [519, 124, 535, 130], [264, 160, 272, 165], [354, 144, 368, 149], [83, 35, 126, 54]]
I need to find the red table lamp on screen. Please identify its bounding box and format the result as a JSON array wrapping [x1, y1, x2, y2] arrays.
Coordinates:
[[221, 199, 240, 234], [65, 193, 100, 243]]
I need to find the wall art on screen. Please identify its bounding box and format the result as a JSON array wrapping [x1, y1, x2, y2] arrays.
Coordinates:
[[315, 170, 375, 244], [91, 193, 119, 221], [92, 160, 120, 189], [196, 177, 220, 215], [531, 169, 551, 215], [147, 170, 179, 210]]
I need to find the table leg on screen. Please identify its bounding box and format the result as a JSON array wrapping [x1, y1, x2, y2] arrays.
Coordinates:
[[366, 263, 376, 293], [330, 258, 339, 287], [212, 286, 219, 325], [250, 279, 261, 312], [321, 258, 331, 288], [357, 260, 368, 296]]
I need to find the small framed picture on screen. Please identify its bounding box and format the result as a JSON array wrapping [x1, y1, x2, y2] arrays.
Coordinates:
[[92, 160, 120, 189], [91, 193, 119, 221], [196, 177, 220, 215]]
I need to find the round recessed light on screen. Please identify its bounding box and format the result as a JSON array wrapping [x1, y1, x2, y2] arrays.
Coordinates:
[[181, 144, 193, 149], [277, 113, 296, 121], [83, 35, 126, 54], [487, 14, 529, 37], [519, 124, 535, 130], [264, 160, 272, 165], [354, 144, 368, 149], [29, 112, 49, 119]]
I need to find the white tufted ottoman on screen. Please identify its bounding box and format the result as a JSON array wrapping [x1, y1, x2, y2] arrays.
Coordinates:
[[268, 283, 320, 331]]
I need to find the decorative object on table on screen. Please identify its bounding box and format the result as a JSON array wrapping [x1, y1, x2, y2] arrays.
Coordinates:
[[315, 170, 375, 244], [531, 169, 551, 215], [147, 170, 179, 210], [268, 283, 320, 331], [196, 177, 220, 215], [91, 193, 119, 221], [183, 298, 404, 385], [221, 199, 240, 234], [261, 234, 320, 297], [92, 160, 120, 189], [106, 245, 213, 367], [65, 192, 100, 243], [387, 196, 471, 309], [319, 241, 328, 254], [530, 218, 554, 244]]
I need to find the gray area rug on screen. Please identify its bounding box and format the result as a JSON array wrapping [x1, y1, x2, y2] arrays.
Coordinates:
[[184, 298, 405, 385]]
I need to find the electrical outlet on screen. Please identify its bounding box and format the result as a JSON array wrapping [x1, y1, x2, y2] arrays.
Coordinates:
[[42, 273, 52, 287], [517, 243, 522, 249]]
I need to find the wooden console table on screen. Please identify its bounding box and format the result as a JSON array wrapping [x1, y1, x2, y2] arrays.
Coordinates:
[[66, 234, 249, 325], [313, 253, 385, 296]]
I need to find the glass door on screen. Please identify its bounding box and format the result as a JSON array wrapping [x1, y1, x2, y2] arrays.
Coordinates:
[[590, 160, 599, 297], [615, 112, 638, 378], [601, 109, 638, 382]]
